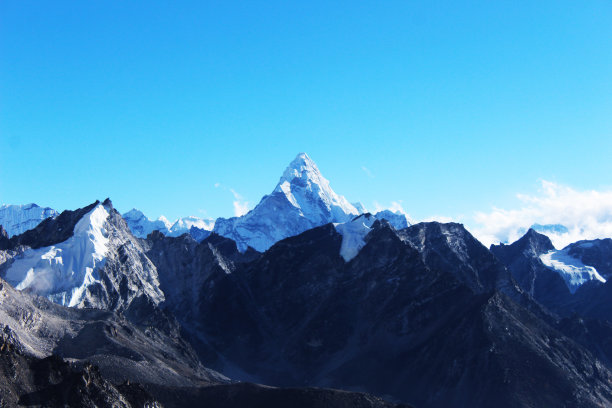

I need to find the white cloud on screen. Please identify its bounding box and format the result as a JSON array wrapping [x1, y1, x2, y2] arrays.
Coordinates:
[[423, 215, 455, 223], [233, 200, 250, 217], [471, 180, 612, 249], [361, 166, 374, 179], [215, 183, 250, 216], [389, 201, 407, 214], [229, 189, 250, 216]]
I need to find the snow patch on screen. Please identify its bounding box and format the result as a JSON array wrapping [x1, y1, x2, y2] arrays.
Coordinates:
[[540, 249, 606, 293], [4, 204, 111, 307], [335, 214, 376, 262]]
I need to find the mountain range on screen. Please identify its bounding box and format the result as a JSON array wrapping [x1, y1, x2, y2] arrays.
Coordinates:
[[2, 153, 612, 407]]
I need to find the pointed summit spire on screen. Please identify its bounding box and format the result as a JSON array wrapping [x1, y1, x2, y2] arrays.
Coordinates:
[[214, 153, 360, 252], [278, 152, 323, 186], [273, 153, 358, 217]]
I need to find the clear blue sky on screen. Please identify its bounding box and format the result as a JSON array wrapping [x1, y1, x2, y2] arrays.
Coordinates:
[[1, 1, 611, 222]]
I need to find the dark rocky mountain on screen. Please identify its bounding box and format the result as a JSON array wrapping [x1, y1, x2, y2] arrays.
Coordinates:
[[398, 222, 517, 294], [144, 230, 258, 359], [491, 228, 573, 312], [148, 220, 612, 407], [5, 196, 612, 407], [490, 229, 612, 377], [490, 229, 612, 323], [0, 199, 404, 407]]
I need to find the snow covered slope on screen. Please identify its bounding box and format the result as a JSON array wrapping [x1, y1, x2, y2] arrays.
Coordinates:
[[214, 153, 360, 252], [123, 209, 214, 238], [540, 248, 606, 293], [2, 200, 164, 311], [0, 204, 58, 237], [335, 214, 376, 261]]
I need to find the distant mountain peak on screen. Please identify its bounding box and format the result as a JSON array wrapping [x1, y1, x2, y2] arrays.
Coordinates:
[[274, 153, 358, 217], [0, 203, 59, 237], [122, 208, 213, 239], [520, 228, 556, 254], [214, 153, 359, 252]]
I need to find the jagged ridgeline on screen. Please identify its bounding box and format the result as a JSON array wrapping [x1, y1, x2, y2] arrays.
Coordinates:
[[2, 154, 612, 407]]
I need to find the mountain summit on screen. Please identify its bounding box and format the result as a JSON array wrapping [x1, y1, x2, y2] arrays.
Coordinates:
[[214, 153, 359, 251], [274, 153, 359, 224]]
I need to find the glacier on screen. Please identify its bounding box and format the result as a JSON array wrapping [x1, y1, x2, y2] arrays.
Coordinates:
[[540, 248, 606, 293]]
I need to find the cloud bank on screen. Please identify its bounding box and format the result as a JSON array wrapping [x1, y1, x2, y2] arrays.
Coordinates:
[[471, 181, 612, 249]]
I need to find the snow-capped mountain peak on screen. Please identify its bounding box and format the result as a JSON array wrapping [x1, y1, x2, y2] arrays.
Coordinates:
[[273, 152, 359, 221], [3, 200, 164, 311], [277, 153, 325, 187], [4, 203, 111, 306], [214, 153, 360, 252]]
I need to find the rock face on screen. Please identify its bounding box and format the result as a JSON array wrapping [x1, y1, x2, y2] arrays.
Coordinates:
[[0, 203, 59, 238], [0, 274, 224, 389], [144, 231, 258, 346], [1, 199, 164, 313], [0, 348, 160, 408], [398, 222, 516, 295], [148, 220, 612, 407], [213, 153, 359, 252]]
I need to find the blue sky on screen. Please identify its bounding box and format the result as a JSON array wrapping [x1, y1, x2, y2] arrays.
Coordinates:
[[1, 1, 611, 234]]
